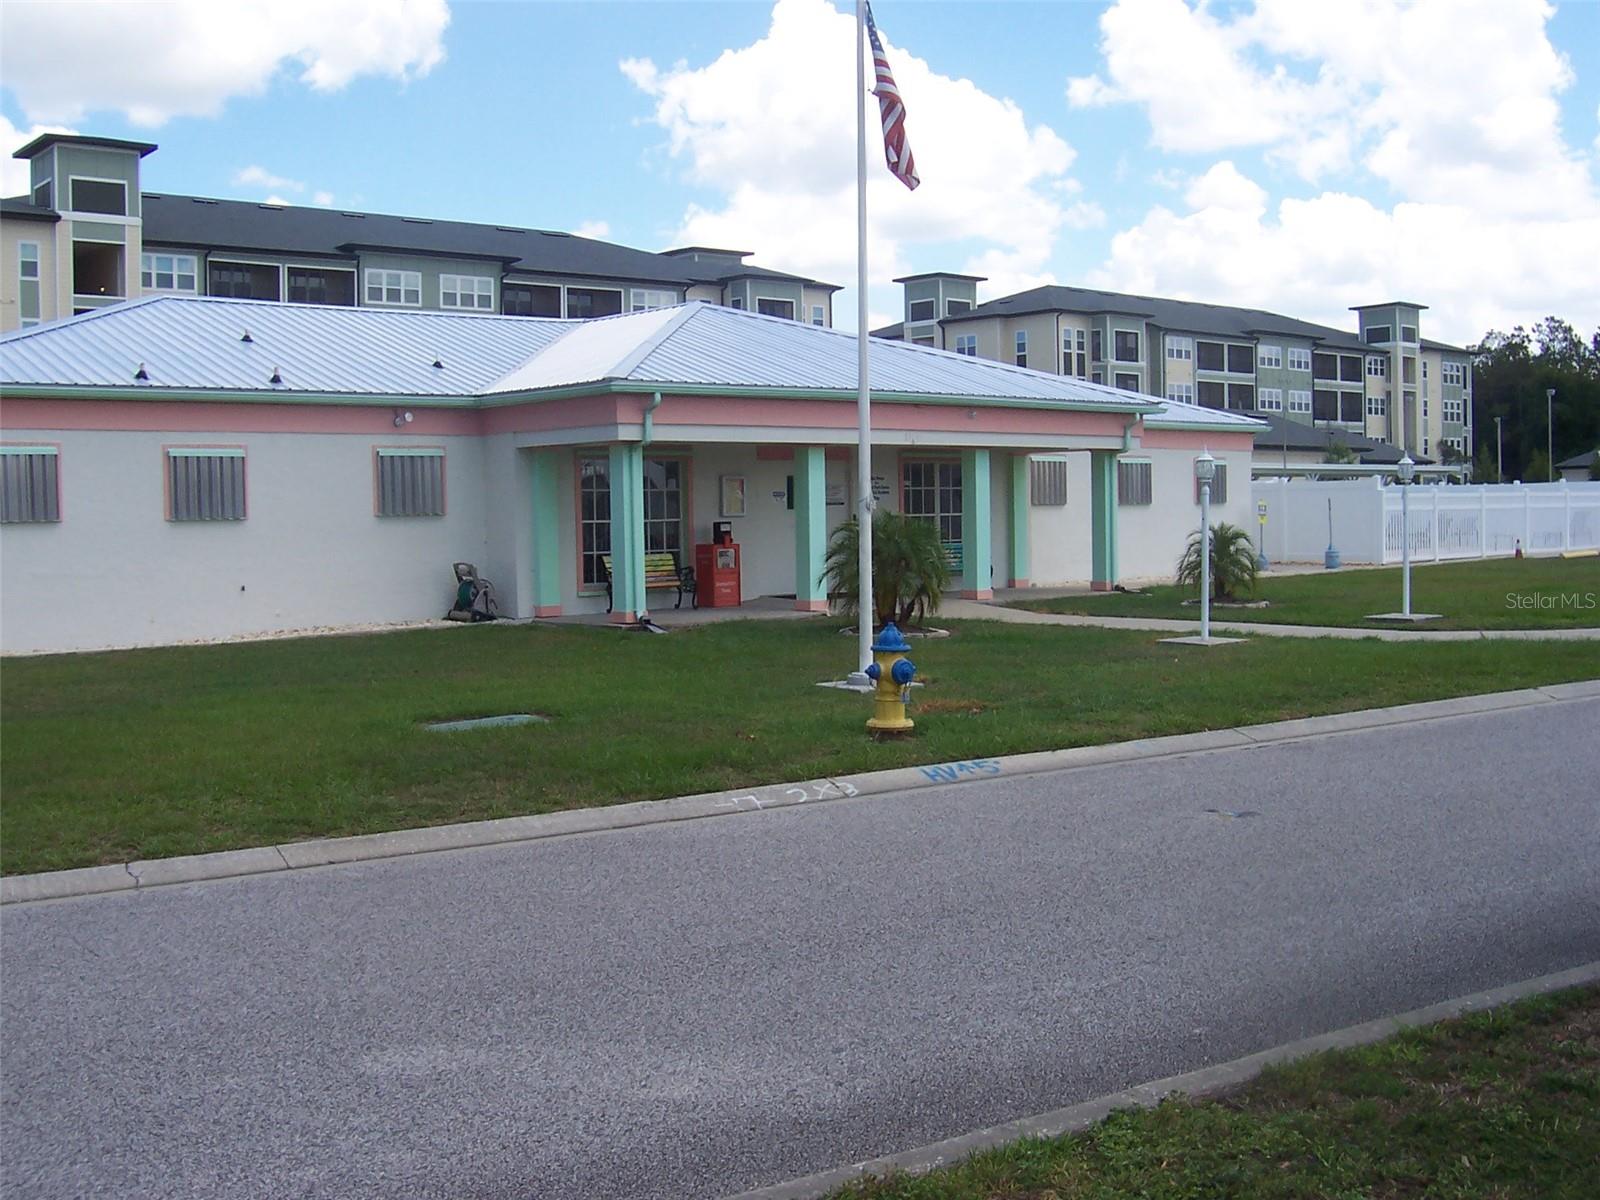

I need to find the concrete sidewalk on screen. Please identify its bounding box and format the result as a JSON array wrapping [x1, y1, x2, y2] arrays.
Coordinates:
[[944, 597, 1600, 641]]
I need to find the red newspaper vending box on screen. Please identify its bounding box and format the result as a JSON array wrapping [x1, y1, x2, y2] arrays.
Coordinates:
[[695, 542, 741, 608]]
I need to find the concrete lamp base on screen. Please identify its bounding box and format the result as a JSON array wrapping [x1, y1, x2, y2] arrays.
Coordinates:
[[1158, 635, 1247, 647], [1365, 612, 1443, 624]]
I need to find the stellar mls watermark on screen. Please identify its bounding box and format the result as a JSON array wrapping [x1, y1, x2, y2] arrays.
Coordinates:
[[1505, 591, 1597, 610]]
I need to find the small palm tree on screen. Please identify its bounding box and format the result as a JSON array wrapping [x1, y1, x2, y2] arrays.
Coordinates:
[[822, 511, 952, 628], [1176, 522, 1259, 602]]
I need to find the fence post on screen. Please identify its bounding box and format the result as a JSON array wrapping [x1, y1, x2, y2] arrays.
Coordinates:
[[1522, 484, 1532, 554], [1376, 476, 1389, 565], [1562, 481, 1571, 552], [1430, 485, 1441, 561], [1479, 486, 1488, 558]]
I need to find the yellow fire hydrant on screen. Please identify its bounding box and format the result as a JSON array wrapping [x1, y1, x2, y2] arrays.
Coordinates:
[[865, 621, 916, 735]]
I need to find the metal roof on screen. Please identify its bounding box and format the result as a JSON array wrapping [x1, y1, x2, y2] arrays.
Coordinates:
[[0, 198, 59, 222], [2, 298, 1257, 430], [11, 133, 158, 159], [136, 193, 835, 290]]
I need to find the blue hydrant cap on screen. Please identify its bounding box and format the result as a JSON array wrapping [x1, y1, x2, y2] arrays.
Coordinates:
[[872, 622, 911, 653], [865, 662, 881, 681], [891, 657, 916, 686]]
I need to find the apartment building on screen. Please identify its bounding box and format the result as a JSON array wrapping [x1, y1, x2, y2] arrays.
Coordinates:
[[0, 134, 837, 334], [878, 276, 1473, 463]]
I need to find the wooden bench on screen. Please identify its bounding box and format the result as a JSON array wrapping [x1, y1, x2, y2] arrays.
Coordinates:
[[601, 551, 695, 613]]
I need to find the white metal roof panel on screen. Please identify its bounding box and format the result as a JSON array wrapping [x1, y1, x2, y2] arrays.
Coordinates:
[[1143, 397, 1268, 431]]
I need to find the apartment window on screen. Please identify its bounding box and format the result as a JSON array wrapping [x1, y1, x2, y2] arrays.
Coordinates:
[[1117, 460, 1152, 506], [1339, 355, 1362, 383], [375, 448, 445, 517], [1341, 393, 1363, 423], [911, 335, 935, 347], [1313, 390, 1339, 422], [730, 296, 745, 309], [1029, 458, 1068, 506], [1165, 335, 1193, 361], [1257, 387, 1283, 412], [69, 177, 127, 216], [1422, 397, 1429, 418], [566, 287, 622, 318], [756, 297, 796, 320], [1075, 330, 1087, 377], [579, 458, 611, 588], [954, 334, 977, 356], [1366, 393, 1387, 418], [1090, 329, 1103, 362], [437, 275, 493, 311], [811, 305, 826, 326], [630, 289, 677, 312], [287, 267, 356, 306], [1115, 372, 1140, 392], [364, 269, 420, 306], [167, 448, 246, 522], [1402, 357, 1417, 385], [72, 241, 124, 298], [17, 241, 41, 326], [1113, 330, 1140, 362], [211, 261, 281, 301], [1401, 325, 1418, 343], [32, 179, 51, 209], [1257, 344, 1282, 369], [1226, 344, 1254, 374], [945, 299, 970, 316], [1442, 361, 1464, 386], [141, 253, 198, 294], [1166, 382, 1194, 404], [642, 458, 686, 558], [1367, 356, 1387, 378], [0, 447, 60, 523], [1195, 462, 1228, 505], [1197, 380, 1225, 409], [1423, 436, 1430, 457], [1287, 347, 1312, 372], [577, 455, 686, 588], [908, 298, 937, 322], [1287, 389, 1312, 414], [901, 459, 963, 546], [1311, 353, 1336, 381], [1443, 397, 1463, 422], [1227, 383, 1256, 410], [1014, 330, 1028, 367], [503, 283, 561, 317], [1364, 325, 1392, 344], [1195, 340, 1225, 372]]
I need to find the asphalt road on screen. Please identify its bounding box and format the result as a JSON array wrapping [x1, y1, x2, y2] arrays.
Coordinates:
[[4, 697, 1598, 1199]]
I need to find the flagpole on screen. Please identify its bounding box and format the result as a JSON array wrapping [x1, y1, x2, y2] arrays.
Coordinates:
[[853, 0, 874, 679]]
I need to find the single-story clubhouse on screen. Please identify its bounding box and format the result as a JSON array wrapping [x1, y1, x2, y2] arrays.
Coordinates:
[[0, 297, 1261, 653]]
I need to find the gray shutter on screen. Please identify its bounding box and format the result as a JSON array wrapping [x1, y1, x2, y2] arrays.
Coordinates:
[[378, 451, 443, 517], [0, 451, 60, 523], [1029, 459, 1069, 506], [169, 452, 245, 520]]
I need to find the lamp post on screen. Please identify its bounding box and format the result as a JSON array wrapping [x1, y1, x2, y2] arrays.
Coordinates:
[[1397, 453, 1415, 617], [1195, 451, 1215, 640], [1546, 387, 1556, 481]]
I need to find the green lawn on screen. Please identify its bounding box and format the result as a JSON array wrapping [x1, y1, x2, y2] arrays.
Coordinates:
[[2, 617, 1598, 875], [1012, 555, 1600, 630], [825, 985, 1600, 1199]]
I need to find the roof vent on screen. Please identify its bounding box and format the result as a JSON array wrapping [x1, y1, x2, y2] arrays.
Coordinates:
[[539, 230, 571, 238], [134, 362, 150, 382], [401, 217, 433, 225], [192, 198, 218, 206], [269, 366, 283, 385], [341, 212, 366, 219], [240, 330, 254, 344], [495, 226, 525, 234], [258, 203, 284, 211], [432, 356, 444, 370]]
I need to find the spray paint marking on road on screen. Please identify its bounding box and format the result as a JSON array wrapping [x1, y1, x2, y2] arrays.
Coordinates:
[[716, 780, 860, 813], [918, 759, 1004, 783]]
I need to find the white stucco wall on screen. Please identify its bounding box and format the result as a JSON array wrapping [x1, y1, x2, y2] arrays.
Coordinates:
[[1, 428, 488, 653]]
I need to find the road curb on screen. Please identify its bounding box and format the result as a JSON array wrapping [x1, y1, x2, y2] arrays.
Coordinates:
[[720, 960, 1600, 1200], [4, 680, 1597, 906]]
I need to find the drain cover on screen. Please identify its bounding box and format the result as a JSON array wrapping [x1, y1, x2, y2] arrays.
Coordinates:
[[424, 714, 547, 733], [1203, 807, 1261, 819]]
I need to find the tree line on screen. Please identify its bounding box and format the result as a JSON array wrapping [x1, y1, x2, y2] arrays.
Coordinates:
[[1470, 317, 1599, 482]]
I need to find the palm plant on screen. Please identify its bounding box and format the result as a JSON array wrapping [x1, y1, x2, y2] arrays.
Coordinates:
[[1176, 521, 1259, 602], [821, 511, 952, 628]]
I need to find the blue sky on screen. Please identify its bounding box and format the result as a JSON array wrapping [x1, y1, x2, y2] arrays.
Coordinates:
[[3, 0, 1597, 343]]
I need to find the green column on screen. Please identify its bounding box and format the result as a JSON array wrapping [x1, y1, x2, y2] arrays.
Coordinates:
[[1090, 449, 1118, 591], [1009, 453, 1031, 588], [793, 446, 828, 611], [608, 443, 645, 621], [530, 448, 564, 616], [961, 448, 992, 598]]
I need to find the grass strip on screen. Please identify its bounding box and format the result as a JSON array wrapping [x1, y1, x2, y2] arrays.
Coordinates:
[[1012, 556, 1600, 630], [826, 984, 1600, 1199], [2, 618, 1598, 874]]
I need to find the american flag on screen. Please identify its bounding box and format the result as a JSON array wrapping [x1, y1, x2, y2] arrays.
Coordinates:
[[865, 2, 919, 191]]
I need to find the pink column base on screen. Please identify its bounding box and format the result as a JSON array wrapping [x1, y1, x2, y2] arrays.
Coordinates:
[[959, 588, 995, 600], [610, 610, 637, 624], [534, 606, 563, 618], [1007, 578, 1030, 589], [794, 598, 829, 612], [1090, 580, 1113, 592]]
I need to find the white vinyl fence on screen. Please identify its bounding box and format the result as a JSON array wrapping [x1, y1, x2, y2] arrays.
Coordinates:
[[1251, 477, 1600, 565]]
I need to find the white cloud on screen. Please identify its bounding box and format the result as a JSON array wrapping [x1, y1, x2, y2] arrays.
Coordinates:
[[0, 0, 450, 126], [1, 115, 75, 196], [622, 0, 1081, 322], [312, 191, 335, 207], [233, 165, 304, 193], [1073, 0, 1600, 341], [574, 220, 611, 240]]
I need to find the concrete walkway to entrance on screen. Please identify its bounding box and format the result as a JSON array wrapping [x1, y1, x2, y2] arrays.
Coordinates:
[[944, 597, 1600, 642], [542, 595, 827, 629]]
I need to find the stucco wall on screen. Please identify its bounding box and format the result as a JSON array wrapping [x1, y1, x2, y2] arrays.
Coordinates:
[[1, 426, 488, 653]]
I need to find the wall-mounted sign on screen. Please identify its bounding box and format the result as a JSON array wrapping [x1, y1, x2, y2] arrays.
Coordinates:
[[719, 475, 746, 518]]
